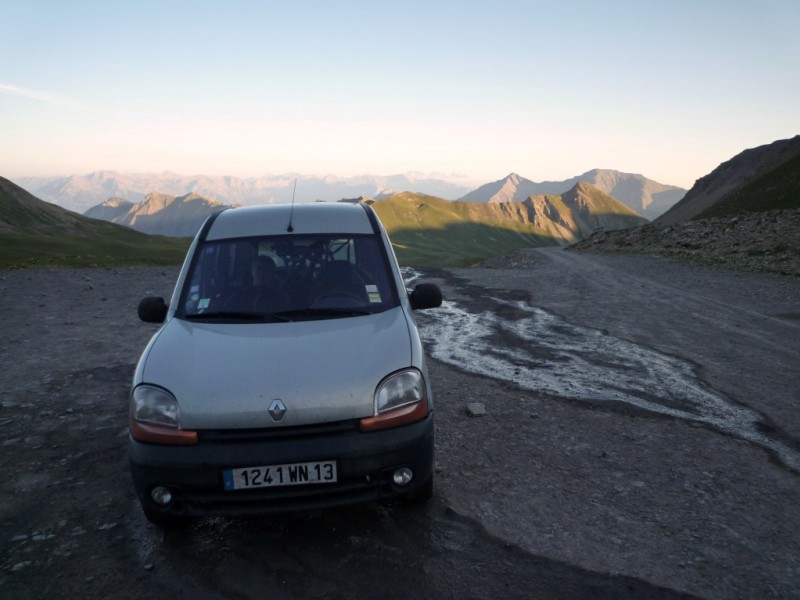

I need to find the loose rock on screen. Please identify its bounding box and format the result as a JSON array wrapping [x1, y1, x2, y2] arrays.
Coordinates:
[[466, 402, 486, 417]]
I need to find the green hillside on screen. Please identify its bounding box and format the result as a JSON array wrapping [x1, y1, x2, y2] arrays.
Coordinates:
[[371, 186, 647, 267], [0, 177, 190, 269], [372, 193, 559, 267], [0, 230, 190, 269], [698, 152, 800, 219]]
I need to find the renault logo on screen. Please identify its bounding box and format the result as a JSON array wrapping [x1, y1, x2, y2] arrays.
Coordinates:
[[268, 399, 287, 421]]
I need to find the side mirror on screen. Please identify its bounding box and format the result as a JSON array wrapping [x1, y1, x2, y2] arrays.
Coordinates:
[[409, 283, 442, 311], [138, 296, 168, 323]]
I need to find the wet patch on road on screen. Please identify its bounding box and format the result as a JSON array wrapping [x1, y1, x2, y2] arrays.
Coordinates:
[[416, 296, 800, 473]]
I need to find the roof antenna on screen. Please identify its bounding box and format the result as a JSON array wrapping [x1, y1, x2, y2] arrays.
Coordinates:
[[287, 178, 297, 232]]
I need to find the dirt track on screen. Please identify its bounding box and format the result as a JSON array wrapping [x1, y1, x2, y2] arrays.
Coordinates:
[[1, 250, 799, 598]]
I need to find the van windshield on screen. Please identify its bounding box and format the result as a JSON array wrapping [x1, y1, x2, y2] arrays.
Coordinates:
[[178, 233, 400, 321]]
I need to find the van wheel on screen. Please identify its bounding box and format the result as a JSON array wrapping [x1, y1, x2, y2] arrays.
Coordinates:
[[403, 476, 433, 503]]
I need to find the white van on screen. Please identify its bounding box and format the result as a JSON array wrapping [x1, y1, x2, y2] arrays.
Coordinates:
[[129, 203, 442, 524]]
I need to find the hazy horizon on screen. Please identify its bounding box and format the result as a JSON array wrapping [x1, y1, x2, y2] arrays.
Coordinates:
[[9, 166, 687, 189], [3, 1, 799, 189]]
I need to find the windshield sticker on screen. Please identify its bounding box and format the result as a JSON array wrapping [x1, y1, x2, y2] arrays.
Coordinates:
[[366, 285, 381, 303], [198, 298, 211, 310]]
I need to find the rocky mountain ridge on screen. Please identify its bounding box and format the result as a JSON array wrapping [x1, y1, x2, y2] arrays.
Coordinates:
[[519, 181, 647, 242], [84, 192, 235, 237], [460, 170, 686, 220]]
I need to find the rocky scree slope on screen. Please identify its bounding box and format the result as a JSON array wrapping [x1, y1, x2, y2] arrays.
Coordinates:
[[570, 209, 800, 276]]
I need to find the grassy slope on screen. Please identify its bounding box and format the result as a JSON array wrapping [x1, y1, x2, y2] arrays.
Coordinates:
[[577, 183, 645, 218], [0, 177, 190, 269], [698, 152, 800, 219], [372, 193, 558, 267], [0, 229, 190, 269]]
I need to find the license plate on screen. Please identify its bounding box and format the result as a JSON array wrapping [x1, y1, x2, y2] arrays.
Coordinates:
[[223, 461, 337, 491]]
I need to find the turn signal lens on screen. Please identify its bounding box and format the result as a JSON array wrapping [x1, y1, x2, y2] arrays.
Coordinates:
[[359, 397, 429, 432], [130, 420, 198, 445]]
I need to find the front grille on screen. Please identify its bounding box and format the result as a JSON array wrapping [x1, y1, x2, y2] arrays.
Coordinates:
[[196, 419, 360, 443]]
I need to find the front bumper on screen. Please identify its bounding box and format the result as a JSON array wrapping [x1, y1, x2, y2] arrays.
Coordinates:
[[129, 414, 433, 518]]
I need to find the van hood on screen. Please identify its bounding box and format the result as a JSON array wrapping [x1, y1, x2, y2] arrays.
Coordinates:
[[138, 308, 413, 429]]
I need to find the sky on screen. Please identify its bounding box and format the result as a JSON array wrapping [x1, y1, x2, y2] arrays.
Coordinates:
[[1, 0, 799, 189]]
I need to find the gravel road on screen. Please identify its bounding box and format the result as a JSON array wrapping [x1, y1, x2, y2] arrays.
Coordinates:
[[1, 249, 799, 598]]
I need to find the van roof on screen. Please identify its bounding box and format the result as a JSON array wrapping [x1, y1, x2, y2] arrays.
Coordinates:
[[205, 203, 376, 240]]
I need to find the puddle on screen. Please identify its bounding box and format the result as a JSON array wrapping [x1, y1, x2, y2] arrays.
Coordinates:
[[417, 295, 800, 473]]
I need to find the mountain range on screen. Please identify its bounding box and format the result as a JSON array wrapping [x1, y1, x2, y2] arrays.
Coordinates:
[[3, 135, 795, 269], [459, 170, 685, 220], [0, 172, 645, 267], [12, 171, 474, 214], [79, 180, 645, 264], [13, 169, 685, 219]]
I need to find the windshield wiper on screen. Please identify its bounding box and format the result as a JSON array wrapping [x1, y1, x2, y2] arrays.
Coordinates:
[[184, 311, 289, 322], [272, 307, 372, 320]]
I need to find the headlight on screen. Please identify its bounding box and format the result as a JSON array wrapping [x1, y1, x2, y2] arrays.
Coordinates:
[[129, 385, 197, 445], [375, 369, 425, 414], [360, 369, 429, 432], [131, 385, 179, 427]]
